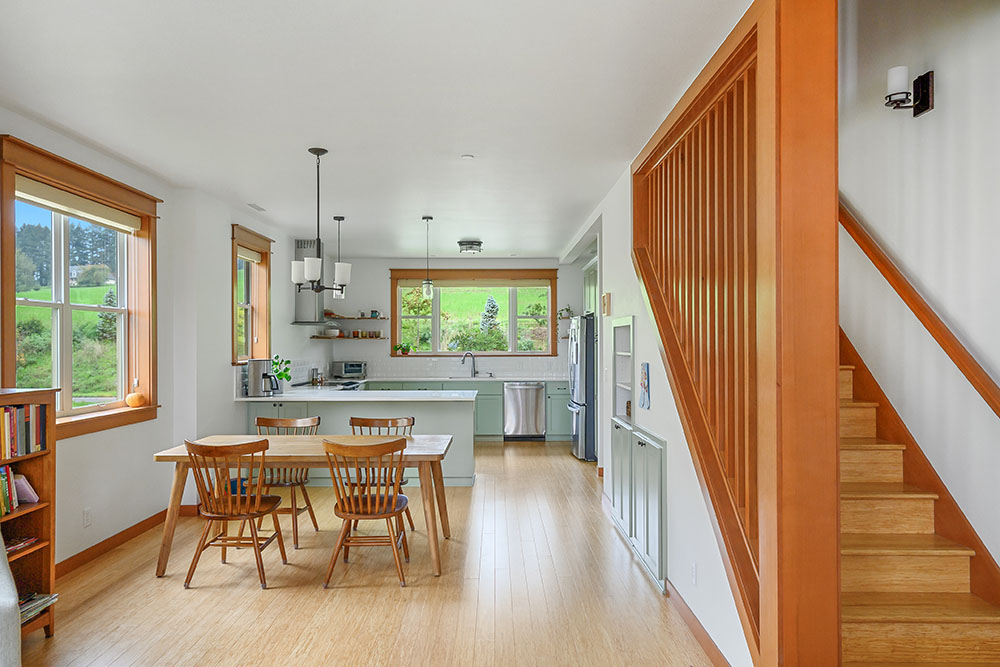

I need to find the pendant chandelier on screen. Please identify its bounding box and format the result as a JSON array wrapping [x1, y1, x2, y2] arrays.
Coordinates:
[[422, 215, 433, 299], [290, 147, 352, 298]]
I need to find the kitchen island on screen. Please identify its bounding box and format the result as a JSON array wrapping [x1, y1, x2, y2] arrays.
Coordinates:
[[239, 388, 476, 486]]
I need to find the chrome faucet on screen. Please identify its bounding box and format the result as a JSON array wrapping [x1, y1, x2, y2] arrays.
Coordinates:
[[461, 352, 478, 377]]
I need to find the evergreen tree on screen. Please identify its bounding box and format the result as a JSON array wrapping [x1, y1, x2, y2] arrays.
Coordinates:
[[480, 295, 500, 332], [14, 248, 38, 292], [96, 288, 118, 342]]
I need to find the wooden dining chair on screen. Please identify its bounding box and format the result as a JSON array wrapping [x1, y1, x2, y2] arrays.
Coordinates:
[[322, 436, 410, 588], [184, 438, 287, 589], [349, 416, 416, 532], [253, 416, 321, 549]]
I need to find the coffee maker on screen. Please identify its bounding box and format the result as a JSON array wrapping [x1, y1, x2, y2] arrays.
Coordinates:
[[246, 358, 279, 397]]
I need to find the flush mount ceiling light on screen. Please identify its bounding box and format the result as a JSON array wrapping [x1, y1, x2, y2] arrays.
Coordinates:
[[290, 147, 352, 298], [460, 154, 475, 160], [422, 216, 434, 298], [458, 239, 483, 254]]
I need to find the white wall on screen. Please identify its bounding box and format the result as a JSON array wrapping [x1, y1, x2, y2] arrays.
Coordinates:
[[581, 168, 752, 666], [839, 0, 1000, 560], [0, 105, 329, 556], [319, 256, 583, 380]]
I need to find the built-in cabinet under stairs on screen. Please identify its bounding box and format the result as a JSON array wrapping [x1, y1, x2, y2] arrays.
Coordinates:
[[839, 364, 1000, 663]]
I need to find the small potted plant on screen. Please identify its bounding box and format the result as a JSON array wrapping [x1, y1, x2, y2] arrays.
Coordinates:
[[272, 354, 291, 393], [393, 343, 412, 356], [557, 305, 574, 320]]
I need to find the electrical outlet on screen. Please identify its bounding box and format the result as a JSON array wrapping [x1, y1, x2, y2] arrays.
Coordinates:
[[690, 562, 698, 587], [83, 507, 93, 528]]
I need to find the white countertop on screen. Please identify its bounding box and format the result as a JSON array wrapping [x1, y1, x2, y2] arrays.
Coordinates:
[[239, 387, 478, 402], [362, 376, 567, 383]]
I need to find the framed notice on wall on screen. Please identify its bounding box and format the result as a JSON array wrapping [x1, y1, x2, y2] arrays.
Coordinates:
[[639, 362, 650, 409]]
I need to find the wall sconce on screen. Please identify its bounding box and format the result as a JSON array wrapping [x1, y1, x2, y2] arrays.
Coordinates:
[[885, 66, 934, 117]]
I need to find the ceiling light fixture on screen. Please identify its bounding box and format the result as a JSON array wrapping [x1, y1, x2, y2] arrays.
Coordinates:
[[422, 216, 434, 299], [291, 147, 352, 298], [460, 154, 475, 160], [458, 240, 483, 254]]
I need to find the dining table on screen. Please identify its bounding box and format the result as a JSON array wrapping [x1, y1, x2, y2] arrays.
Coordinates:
[[153, 434, 453, 577]]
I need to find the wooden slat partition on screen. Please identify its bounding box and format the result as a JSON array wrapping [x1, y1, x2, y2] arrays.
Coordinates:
[[839, 204, 1000, 420], [631, 0, 840, 662], [635, 32, 762, 642]]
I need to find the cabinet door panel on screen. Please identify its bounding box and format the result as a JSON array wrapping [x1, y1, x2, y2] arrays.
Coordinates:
[[631, 434, 647, 550], [403, 382, 444, 391], [247, 403, 279, 433], [643, 439, 663, 577], [546, 395, 572, 437], [277, 402, 308, 419], [475, 394, 504, 436], [611, 420, 631, 530]]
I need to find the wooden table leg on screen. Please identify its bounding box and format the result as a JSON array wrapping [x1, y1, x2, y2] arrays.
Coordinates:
[[156, 461, 189, 577], [417, 462, 441, 576], [430, 461, 450, 539]]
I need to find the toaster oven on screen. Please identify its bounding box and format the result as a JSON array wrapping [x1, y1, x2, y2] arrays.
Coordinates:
[[329, 361, 367, 379]]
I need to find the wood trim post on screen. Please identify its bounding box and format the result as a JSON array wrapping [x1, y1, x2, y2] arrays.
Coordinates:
[[757, 0, 840, 663]]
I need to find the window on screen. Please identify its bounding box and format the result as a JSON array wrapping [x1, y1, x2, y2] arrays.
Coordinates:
[[15, 200, 127, 413], [1, 135, 159, 438], [231, 225, 272, 364], [390, 269, 557, 356]]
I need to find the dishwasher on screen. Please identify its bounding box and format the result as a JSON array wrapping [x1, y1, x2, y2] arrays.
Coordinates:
[[503, 382, 546, 439]]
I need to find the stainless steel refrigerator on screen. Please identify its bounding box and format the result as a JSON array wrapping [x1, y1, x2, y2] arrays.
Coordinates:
[[568, 314, 596, 461]]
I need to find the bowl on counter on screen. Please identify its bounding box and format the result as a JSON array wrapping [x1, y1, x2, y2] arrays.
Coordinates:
[[324, 328, 340, 337]]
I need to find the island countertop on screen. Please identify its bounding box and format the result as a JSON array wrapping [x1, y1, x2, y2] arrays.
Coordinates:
[[237, 388, 477, 402]]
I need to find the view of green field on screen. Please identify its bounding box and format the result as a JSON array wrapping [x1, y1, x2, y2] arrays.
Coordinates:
[[399, 285, 549, 353], [15, 199, 123, 408]]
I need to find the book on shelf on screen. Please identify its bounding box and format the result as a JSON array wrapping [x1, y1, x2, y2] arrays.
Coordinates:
[[1, 404, 46, 458], [5, 535, 39, 555], [0, 466, 19, 516], [18, 593, 58, 624]]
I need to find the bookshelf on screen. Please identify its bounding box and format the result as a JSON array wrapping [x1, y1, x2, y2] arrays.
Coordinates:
[[612, 317, 634, 423], [0, 388, 56, 639]]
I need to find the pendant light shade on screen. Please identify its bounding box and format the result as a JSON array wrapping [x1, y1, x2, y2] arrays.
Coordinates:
[[290, 260, 305, 284], [303, 256, 322, 282], [334, 261, 351, 286], [422, 215, 433, 298]]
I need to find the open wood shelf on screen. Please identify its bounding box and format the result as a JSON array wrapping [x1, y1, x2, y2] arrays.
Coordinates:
[[6, 540, 50, 563], [616, 383, 633, 391], [325, 316, 388, 321], [310, 336, 388, 341], [0, 501, 50, 524], [0, 388, 57, 641], [0, 450, 48, 466]]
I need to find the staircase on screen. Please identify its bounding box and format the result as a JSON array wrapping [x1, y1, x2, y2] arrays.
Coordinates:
[[839, 364, 1000, 663]]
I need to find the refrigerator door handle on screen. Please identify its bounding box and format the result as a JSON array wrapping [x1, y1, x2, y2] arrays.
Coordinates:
[[567, 402, 582, 414]]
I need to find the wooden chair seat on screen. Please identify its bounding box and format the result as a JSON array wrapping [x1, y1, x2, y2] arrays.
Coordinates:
[[323, 436, 411, 588], [184, 438, 287, 589], [198, 494, 283, 521], [252, 416, 321, 549], [349, 416, 417, 533], [334, 494, 408, 520]]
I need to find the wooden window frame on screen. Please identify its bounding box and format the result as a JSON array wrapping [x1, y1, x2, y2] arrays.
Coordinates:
[[231, 224, 272, 365], [389, 268, 558, 357], [0, 135, 160, 439]]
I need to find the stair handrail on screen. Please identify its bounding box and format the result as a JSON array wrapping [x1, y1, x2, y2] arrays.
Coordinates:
[[839, 202, 1000, 420]]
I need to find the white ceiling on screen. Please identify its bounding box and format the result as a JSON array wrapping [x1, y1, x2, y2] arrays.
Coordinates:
[[0, 0, 748, 258]]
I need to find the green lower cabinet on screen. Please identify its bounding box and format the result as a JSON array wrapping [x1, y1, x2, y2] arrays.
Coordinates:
[[366, 382, 403, 391], [400, 382, 444, 391], [545, 393, 572, 438], [474, 394, 504, 436], [630, 428, 664, 580], [610, 419, 632, 530], [246, 400, 308, 433]]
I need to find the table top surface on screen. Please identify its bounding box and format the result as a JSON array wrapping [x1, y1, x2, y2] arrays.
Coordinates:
[[154, 434, 452, 463]]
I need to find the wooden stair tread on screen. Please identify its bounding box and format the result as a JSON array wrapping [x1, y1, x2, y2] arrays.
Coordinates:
[[841, 533, 975, 556], [840, 438, 906, 451], [840, 364, 856, 370], [842, 399, 879, 408], [841, 483, 938, 500], [842, 592, 1000, 624]]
